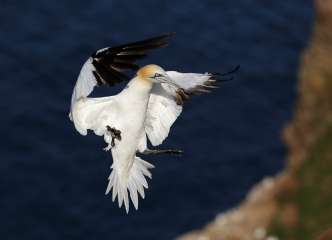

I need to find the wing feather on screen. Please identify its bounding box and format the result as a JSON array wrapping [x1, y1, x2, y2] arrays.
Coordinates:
[[145, 71, 221, 145], [70, 96, 116, 136], [70, 33, 174, 114], [145, 83, 182, 146], [166, 71, 218, 94]]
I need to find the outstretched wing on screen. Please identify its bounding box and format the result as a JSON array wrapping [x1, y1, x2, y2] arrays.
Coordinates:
[[165, 65, 239, 104], [71, 96, 117, 136], [145, 71, 220, 146], [145, 83, 183, 146], [166, 71, 219, 105], [70, 33, 174, 108]]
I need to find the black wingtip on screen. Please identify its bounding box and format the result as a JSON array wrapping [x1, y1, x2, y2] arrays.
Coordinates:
[[161, 32, 176, 44], [90, 33, 177, 88], [154, 32, 176, 38], [161, 32, 176, 42], [209, 65, 240, 83], [212, 65, 240, 77], [120, 32, 175, 51], [225, 65, 240, 75]]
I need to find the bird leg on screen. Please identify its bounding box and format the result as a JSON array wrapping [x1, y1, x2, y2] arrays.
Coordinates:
[[175, 88, 190, 105], [103, 144, 112, 152], [141, 148, 183, 155], [105, 125, 122, 148]]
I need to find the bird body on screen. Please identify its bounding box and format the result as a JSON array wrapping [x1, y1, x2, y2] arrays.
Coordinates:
[[69, 34, 238, 213], [72, 68, 157, 212]]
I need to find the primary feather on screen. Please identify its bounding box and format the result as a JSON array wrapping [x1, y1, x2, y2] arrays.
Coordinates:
[[69, 33, 232, 212]]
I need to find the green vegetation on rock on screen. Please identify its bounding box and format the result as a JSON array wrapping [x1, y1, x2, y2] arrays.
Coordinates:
[[270, 125, 332, 240]]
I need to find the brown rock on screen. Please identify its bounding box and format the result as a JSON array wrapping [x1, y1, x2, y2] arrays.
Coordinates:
[[279, 203, 298, 228], [177, 0, 332, 239], [316, 228, 332, 240], [316, 0, 332, 21]]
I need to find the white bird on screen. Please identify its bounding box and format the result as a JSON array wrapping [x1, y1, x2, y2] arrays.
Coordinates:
[[69, 33, 238, 213]]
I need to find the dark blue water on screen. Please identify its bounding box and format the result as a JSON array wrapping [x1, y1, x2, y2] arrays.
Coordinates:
[[0, 1, 313, 239]]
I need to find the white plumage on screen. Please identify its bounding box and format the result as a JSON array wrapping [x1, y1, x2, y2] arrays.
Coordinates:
[[69, 34, 233, 213]]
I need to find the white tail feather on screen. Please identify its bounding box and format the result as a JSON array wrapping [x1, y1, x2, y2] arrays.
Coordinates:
[[105, 156, 154, 213]]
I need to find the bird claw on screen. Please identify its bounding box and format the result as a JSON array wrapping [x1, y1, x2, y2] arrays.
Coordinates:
[[141, 148, 183, 155], [169, 149, 183, 155], [106, 125, 122, 147], [103, 145, 112, 151]]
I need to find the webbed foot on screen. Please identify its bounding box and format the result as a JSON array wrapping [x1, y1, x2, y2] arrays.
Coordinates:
[[106, 125, 122, 147], [141, 148, 183, 155], [103, 145, 112, 151]]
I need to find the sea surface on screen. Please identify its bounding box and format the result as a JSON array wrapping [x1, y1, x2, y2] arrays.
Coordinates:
[[0, 1, 313, 239]]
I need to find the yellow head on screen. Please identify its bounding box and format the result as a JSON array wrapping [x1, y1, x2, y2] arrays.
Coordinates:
[[137, 64, 164, 81], [136, 64, 180, 88]]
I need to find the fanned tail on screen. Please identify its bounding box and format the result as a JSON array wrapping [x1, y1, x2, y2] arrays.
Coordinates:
[[105, 156, 154, 213]]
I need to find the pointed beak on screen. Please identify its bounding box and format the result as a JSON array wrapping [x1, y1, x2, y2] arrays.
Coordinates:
[[161, 74, 181, 88]]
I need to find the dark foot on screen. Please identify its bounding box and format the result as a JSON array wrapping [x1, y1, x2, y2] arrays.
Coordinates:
[[106, 125, 122, 147], [141, 149, 183, 155]]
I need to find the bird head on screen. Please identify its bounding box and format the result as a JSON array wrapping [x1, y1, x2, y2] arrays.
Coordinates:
[[137, 64, 180, 88]]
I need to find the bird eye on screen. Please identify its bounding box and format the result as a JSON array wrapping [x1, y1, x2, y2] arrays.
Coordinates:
[[152, 73, 163, 78]]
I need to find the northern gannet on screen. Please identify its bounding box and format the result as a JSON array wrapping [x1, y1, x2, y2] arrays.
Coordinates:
[[69, 33, 238, 213]]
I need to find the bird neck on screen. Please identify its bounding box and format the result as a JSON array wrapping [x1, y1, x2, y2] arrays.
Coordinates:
[[123, 76, 153, 100]]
